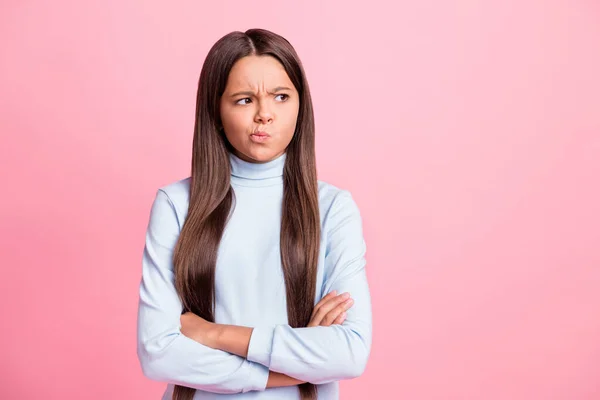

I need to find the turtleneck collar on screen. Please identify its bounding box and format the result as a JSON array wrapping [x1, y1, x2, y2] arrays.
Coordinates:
[[229, 151, 286, 187]]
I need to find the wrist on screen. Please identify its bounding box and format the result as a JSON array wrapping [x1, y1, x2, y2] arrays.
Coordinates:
[[206, 322, 223, 349], [267, 371, 306, 388], [205, 323, 254, 357]]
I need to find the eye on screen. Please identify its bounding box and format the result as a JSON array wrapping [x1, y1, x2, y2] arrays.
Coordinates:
[[235, 98, 252, 105], [275, 94, 289, 102]]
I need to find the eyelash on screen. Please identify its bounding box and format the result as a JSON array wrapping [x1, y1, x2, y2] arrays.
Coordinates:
[[236, 94, 289, 105]]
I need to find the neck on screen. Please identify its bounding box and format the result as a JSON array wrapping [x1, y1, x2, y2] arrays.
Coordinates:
[[229, 151, 286, 188]]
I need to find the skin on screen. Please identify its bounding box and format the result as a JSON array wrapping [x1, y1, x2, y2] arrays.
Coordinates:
[[180, 55, 356, 388], [219, 55, 300, 163]]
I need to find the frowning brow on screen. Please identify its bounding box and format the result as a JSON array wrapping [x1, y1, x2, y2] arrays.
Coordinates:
[[229, 86, 293, 97]]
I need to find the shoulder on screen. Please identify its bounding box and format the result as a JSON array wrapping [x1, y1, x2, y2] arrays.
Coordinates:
[[157, 176, 191, 206], [317, 180, 362, 232], [150, 177, 192, 229]]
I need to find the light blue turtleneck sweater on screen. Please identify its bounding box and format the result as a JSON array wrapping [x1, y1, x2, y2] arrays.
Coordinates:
[[136, 151, 372, 399]]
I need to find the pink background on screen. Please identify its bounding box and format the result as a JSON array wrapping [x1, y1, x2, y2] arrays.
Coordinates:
[[1, 1, 599, 399]]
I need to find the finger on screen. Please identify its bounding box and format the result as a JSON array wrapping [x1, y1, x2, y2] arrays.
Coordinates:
[[317, 293, 350, 319], [308, 292, 338, 327], [312, 293, 351, 325], [310, 290, 337, 319], [321, 298, 353, 326], [332, 311, 347, 325], [309, 292, 350, 326], [321, 308, 342, 326], [315, 290, 337, 310]]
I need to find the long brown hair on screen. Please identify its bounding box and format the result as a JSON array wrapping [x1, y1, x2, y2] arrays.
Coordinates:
[[171, 29, 320, 400]]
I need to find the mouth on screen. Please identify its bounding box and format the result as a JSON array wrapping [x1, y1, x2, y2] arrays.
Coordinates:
[[250, 131, 271, 143]]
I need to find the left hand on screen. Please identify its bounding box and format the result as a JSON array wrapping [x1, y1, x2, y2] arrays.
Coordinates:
[[180, 312, 217, 347], [307, 291, 354, 327]]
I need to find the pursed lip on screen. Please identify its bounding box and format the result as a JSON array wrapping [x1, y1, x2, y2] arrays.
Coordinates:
[[251, 131, 270, 137]]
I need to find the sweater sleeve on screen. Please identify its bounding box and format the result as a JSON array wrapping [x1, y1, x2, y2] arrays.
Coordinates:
[[137, 189, 270, 394], [246, 190, 372, 384]]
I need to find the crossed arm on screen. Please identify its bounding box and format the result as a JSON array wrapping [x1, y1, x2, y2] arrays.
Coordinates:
[[178, 290, 355, 388], [137, 189, 372, 394]]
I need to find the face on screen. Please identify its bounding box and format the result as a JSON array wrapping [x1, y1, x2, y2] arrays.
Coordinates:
[[219, 55, 300, 163]]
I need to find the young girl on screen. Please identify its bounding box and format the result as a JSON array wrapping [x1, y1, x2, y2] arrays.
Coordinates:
[[136, 28, 372, 400]]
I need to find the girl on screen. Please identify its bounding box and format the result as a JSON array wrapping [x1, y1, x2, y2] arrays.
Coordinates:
[[136, 28, 372, 400]]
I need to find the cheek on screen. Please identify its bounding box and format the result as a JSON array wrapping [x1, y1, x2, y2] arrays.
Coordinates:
[[282, 104, 300, 131], [222, 108, 252, 131]]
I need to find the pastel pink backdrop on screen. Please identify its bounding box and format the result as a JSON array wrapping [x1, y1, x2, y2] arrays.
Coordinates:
[[1, 1, 599, 399]]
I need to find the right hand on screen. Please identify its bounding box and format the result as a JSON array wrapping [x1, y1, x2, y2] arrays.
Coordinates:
[[307, 290, 354, 327]]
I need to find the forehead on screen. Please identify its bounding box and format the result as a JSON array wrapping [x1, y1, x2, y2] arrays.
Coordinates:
[[225, 55, 294, 90]]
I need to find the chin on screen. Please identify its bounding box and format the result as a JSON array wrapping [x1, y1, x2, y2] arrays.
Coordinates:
[[242, 147, 283, 163]]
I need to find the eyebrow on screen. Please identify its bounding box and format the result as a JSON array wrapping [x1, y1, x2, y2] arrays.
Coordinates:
[[229, 86, 293, 97]]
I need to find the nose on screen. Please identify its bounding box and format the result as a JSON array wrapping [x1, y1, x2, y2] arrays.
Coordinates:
[[254, 101, 274, 125]]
